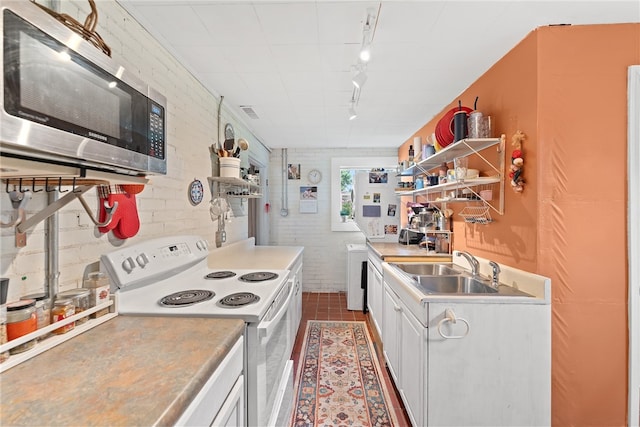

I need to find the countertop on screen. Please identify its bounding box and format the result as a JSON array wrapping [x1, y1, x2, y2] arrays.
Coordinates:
[[208, 238, 304, 270], [0, 316, 245, 426], [367, 241, 452, 263]]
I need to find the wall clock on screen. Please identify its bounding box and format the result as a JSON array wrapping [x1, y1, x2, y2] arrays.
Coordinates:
[[307, 169, 322, 184], [188, 179, 204, 205]]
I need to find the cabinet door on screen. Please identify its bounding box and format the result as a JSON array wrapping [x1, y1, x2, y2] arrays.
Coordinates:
[[382, 282, 401, 383], [367, 261, 383, 338], [427, 302, 550, 426], [399, 299, 425, 427], [211, 375, 244, 427]]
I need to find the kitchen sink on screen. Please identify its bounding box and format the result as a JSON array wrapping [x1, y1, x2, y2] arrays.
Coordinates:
[[394, 263, 462, 276], [414, 275, 498, 294]]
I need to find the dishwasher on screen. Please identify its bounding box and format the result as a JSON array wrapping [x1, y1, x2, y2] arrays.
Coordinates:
[[346, 244, 368, 311]]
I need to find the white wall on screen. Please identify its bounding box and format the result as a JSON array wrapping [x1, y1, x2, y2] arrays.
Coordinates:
[[268, 148, 397, 292], [0, 1, 269, 302]]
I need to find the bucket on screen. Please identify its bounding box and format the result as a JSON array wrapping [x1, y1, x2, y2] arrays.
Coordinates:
[[219, 157, 241, 178]]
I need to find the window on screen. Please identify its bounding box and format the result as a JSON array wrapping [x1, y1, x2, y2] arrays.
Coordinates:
[[331, 157, 398, 232]]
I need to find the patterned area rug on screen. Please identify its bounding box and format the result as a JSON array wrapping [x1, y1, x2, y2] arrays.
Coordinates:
[[291, 321, 400, 427]]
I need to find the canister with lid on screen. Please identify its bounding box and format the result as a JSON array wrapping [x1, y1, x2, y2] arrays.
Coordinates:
[[20, 293, 51, 332], [5, 299, 37, 354], [83, 272, 111, 318], [58, 289, 90, 325], [51, 299, 75, 334]]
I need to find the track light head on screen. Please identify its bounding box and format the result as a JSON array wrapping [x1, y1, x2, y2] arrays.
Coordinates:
[[359, 45, 371, 62], [348, 103, 357, 120], [352, 71, 367, 89]]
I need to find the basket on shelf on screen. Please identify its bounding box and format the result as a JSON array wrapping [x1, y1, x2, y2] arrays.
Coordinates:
[[458, 206, 492, 224]]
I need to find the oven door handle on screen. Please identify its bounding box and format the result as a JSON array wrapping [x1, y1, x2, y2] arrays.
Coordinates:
[[258, 279, 294, 341]]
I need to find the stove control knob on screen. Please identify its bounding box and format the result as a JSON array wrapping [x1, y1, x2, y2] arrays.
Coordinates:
[[136, 253, 149, 268], [122, 257, 136, 273], [196, 240, 207, 251]]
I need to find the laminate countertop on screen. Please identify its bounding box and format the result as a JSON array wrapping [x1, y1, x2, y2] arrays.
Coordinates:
[[0, 316, 244, 426], [208, 238, 303, 270], [367, 242, 452, 263]]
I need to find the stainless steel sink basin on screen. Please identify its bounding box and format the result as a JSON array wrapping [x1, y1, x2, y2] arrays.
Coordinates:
[[394, 263, 461, 276], [415, 275, 498, 294]]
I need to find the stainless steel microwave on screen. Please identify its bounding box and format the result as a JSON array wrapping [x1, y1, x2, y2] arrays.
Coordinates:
[[1, 1, 166, 176]]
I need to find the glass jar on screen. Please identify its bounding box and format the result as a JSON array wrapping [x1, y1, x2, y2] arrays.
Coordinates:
[[5, 299, 37, 354], [58, 289, 90, 325], [20, 293, 52, 332], [83, 272, 111, 319], [51, 299, 75, 335], [0, 305, 9, 363]]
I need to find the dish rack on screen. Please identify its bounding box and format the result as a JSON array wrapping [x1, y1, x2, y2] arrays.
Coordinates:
[[458, 206, 492, 224], [0, 296, 117, 373]]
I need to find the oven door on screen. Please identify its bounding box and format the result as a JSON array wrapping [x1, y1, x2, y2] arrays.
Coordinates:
[[246, 278, 295, 427]]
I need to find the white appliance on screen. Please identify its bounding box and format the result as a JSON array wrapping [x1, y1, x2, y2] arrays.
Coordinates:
[[100, 235, 295, 427], [1, 1, 167, 176], [346, 244, 367, 311], [353, 171, 401, 243]]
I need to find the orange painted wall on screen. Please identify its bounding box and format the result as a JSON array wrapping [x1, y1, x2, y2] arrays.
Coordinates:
[[399, 23, 640, 425]]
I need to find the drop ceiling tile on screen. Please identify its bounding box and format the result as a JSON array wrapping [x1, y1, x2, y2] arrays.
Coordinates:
[[253, 3, 319, 45]]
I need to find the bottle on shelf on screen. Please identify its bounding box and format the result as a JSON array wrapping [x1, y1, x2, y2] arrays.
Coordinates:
[[408, 145, 414, 164]]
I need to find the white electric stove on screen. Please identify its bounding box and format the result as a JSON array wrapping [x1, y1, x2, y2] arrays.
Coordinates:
[[100, 235, 296, 427]]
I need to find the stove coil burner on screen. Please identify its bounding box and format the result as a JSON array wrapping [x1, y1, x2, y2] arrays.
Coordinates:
[[239, 272, 279, 282], [205, 271, 237, 279], [218, 292, 260, 308], [159, 290, 215, 307]]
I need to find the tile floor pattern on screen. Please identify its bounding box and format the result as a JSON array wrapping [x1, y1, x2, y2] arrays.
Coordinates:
[[292, 292, 412, 427]]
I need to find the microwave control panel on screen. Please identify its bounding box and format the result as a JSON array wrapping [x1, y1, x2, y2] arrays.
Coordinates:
[[149, 103, 165, 159]]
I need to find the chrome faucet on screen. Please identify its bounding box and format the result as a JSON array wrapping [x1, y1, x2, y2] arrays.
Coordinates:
[[488, 261, 501, 290], [457, 251, 480, 276]]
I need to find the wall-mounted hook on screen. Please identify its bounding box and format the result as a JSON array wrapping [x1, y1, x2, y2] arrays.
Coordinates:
[[76, 194, 118, 227], [31, 178, 43, 193], [45, 178, 57, 192], [1, 190, 32, 228], [5, 181, 11, 194], [58, 177, 68, 193], [72, 178, 82, 193]]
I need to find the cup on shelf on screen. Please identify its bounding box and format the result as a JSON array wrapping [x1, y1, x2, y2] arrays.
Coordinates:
[[454, 157, 468, 183]]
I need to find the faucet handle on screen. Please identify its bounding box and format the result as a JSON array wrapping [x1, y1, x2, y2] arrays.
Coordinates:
[[488, 261, 501, 289]]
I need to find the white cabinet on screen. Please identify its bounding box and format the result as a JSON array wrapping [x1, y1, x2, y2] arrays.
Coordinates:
[[426, 302, 550, 426], [381, 262, 551, 427], [399, 298, 425, 427], [291, 257, 303, 339], [211, 375, 244, 427], [381, 281, 425, 427], [367, 253, 383, 338], [382, 283, 401, 383], [176, 336, 245, 427]]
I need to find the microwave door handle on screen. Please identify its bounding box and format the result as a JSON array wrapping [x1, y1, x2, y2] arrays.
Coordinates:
[[258, 279, 295, 343]]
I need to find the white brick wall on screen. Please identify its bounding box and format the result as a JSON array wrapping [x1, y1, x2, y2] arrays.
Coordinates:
[[0, 1, 267, 302], [268, 148, 397, 292]]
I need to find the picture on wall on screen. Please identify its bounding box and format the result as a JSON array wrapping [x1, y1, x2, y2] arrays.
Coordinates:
[[373, 193, 381, 203], [384, 224, 398, 235], [299, 186, 318, 213], [288, 164, 300, 179], [388, 204, 397, 216], [368, 171, 388, 183]]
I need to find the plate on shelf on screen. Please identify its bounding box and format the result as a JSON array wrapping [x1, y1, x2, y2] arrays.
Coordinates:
[[435, 106, 473, 148]]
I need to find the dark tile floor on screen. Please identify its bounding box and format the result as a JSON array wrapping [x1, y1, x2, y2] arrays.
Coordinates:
[[291, 292, 412, 426]]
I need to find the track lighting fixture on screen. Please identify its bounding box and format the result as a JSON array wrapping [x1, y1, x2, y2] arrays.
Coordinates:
[[348, 102, 357, 121], [347, 7, 378, 121], [352, 70, 367, 89], [359, 43, 371, 62]]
